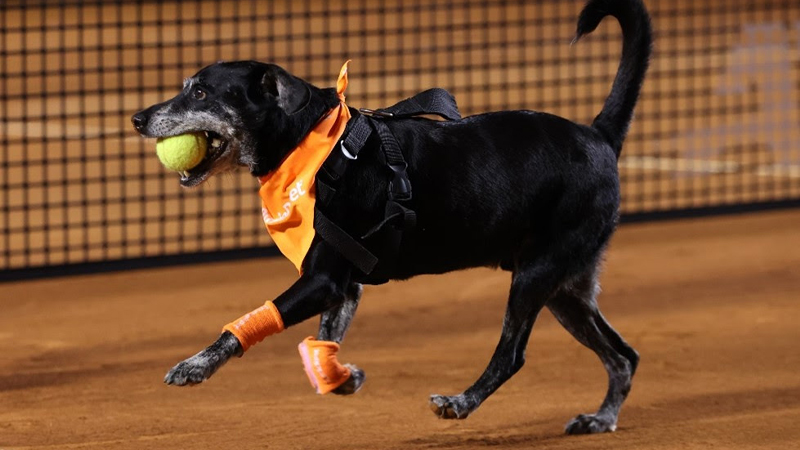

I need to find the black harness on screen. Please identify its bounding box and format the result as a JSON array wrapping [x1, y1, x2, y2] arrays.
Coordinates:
[[313, 88, 461, 279]]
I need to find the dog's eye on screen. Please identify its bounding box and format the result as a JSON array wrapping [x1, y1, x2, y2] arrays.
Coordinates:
[[193, 88, 207, 101]]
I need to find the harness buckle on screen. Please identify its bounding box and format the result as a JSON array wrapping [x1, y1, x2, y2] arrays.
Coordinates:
[[340, 140, 358, 160], [388, 162, 412, 200], [359, 108, 394, 118]]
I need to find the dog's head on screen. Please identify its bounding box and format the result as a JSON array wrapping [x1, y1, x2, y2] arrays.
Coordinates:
[[132, 61, 339, 187]]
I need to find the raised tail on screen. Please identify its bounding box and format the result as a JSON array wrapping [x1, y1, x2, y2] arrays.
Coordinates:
[[574, 0, 653, 158]]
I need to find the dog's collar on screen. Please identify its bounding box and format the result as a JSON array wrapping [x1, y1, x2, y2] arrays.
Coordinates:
[[256, 62, 462, 277], [256, 61, 351, 273]]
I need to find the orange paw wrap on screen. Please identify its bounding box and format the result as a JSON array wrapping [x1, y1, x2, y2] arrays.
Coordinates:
[[222, 301, 285, 352], [297, 336, 352, 394]]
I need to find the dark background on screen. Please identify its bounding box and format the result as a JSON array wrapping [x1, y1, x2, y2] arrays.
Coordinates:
[[2, 0, 799, 277]]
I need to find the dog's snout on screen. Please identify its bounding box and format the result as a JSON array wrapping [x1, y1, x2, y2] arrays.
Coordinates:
[[131, 112, 148, 132]]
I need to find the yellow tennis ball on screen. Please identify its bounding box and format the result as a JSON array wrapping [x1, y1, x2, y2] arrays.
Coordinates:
[[156, 132, 208, 172]]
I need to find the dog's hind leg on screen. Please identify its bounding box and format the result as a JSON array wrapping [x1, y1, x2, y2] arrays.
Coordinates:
[[318, 283, 362, 343], [547, 264, 639, 434], [317, 282, 366, 395], [429, 248, 565, 419]]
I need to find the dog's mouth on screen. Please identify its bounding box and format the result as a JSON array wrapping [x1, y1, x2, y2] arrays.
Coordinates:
[[178, 131, 232, 187]]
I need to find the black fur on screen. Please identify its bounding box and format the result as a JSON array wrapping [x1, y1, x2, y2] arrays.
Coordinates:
[[134, 0, 652, 433], [576, 0, 653, 154]]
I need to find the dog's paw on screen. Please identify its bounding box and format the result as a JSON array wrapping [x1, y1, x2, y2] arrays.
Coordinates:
[[164, 350, 225, 386], [429, 394, 475, 419], [331, 364, 366, 395], [564, 413, 617, 435]]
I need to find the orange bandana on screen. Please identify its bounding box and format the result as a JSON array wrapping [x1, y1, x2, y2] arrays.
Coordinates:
[[258, 62, 352, 272]]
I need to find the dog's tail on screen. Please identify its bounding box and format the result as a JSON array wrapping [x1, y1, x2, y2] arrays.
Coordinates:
[[574, 0, 652, 158]]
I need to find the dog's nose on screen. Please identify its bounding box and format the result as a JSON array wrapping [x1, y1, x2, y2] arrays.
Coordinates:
[[131, 113, 147, 132]]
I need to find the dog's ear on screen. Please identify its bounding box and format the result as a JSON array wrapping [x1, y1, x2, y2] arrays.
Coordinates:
[[260, 65, 310, 115]]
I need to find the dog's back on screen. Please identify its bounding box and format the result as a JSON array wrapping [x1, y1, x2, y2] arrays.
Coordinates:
[[330, 0, 652, 280], [365, 112, 618, 277]]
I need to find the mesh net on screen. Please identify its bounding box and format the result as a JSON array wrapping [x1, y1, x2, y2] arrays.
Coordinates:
[[2, 0, 799, 272]]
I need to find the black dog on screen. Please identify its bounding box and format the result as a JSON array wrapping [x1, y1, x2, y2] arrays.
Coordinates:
[[132, 0, 651, 434]]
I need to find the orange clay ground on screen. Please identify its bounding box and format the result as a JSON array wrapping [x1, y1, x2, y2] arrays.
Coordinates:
[[1, 209, 799, 449]]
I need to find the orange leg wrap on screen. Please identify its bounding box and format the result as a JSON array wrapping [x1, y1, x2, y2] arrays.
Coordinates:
[[298, 336, 352, 394], [222, 301, 285, 352]]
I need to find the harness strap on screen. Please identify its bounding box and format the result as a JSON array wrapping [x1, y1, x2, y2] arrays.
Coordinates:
[[362, 200, 417, 240], [313, 208, 378, 275], [371, 119, 412, 201], [341, 114, 372, 161], [314, 87, 461, 277], [375, 88, 461, 121]]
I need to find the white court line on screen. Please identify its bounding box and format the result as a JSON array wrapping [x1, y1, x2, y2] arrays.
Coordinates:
[[5, 123, 800, 179], [619, 156, 741, 174], [755, 163, 800, 178], [619, 156, 800, 178], [4, 120, 143, 143]]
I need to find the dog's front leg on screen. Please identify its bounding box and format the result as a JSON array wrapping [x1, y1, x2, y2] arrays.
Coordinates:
[[163, 330, 242, 386], [165, 241, 353, 386], [317, 283, 366, 395]]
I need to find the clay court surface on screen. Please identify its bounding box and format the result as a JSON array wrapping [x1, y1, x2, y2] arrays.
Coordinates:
[[1, 209, 798, 449]]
